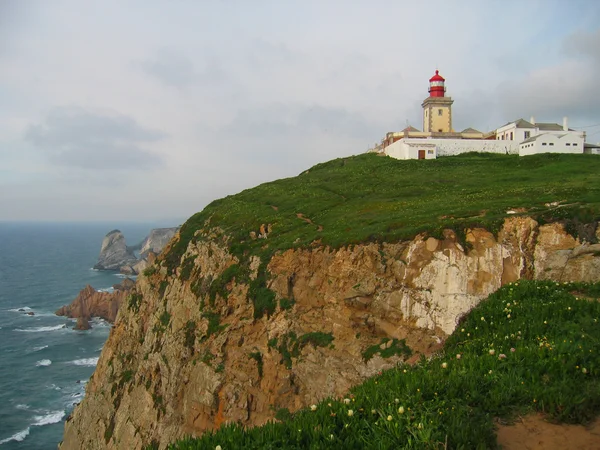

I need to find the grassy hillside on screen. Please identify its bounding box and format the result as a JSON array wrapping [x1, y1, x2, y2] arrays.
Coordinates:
[[165, 153, 600, 273]]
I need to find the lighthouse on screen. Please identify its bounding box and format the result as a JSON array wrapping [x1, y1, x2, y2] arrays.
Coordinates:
[[422, 69, 454, 133]]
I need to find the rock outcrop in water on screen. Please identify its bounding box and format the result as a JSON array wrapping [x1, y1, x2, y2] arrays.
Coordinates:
[[60, 218, 600, 450], [93, 230, 138, 271], [94, 228, 179, 275], [56, 280, 135, 328]]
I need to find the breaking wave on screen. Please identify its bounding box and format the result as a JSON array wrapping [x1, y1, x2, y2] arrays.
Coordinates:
[[68, 357, 99, 367], [0, 427, 30, 444], [16, 324, 66, 332]]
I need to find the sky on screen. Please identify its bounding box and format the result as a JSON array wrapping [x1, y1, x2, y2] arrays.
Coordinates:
[[1, 0, 600, 222]]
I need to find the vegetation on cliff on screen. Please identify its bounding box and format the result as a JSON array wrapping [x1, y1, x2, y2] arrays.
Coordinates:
[[164, 153, 600, 275], [167, 280, 600, 449]]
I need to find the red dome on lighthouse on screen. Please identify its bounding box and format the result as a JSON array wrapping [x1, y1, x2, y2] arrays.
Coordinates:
[[428, 69, 446, 97]]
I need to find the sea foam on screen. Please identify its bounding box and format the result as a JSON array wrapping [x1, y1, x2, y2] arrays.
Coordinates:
[[32, 410, 65, 426], [8, 306, 32, 312], [16, 324, 66, 332], [33, 345, 49, 352], [36, 359, 52, 367], [69, 357, 99, 367], [0, 427, 30, 444]]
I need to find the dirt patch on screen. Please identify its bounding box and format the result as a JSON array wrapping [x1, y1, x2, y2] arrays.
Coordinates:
[[496, 414, 600, 449]]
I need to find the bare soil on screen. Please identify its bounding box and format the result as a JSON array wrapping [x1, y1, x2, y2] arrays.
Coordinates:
[[496, 414, 600, 449]]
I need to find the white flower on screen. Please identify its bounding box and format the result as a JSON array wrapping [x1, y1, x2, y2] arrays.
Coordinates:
[[398, 406, 405, 414], [394, 398, 399, 403], [481, 316, 485, 321], [582, 368, 588, 374], [329, 434, 334, 440], [343, 398, 351, 405], [347, 409, 354, 417], [216, 446, 222, 450], [507, 314, 511, 319], [387, 415, 393, 421], [456, 354, 461, 360], [441, 362, 448, 369], [489, 349, 495, 356], [371, 409, 377, 414], [310, 404, 317, 411]]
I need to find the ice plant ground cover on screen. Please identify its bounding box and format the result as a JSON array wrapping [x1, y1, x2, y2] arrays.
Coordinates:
[[165, 280, 600, 449]]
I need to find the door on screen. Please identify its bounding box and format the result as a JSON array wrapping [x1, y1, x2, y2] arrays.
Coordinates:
[[418, 150, 425, 160]]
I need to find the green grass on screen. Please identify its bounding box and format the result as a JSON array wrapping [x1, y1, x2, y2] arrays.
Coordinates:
[[161, 153, 600, 274], [165, 280, 600, 449]]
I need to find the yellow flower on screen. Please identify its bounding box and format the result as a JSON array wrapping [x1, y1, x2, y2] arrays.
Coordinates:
[[398, 406, 405, 414], [310, 404, 317, 411], [216, 446, 222, 450], [347, 409, 354, 417], [343, 398, 351, 405], [441, 362, 448, 369], [387, 415, 393, 421], [489, 349, 495, 356]]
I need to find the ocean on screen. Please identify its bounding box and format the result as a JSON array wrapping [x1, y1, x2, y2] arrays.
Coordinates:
[[0, 221, 176, 449]]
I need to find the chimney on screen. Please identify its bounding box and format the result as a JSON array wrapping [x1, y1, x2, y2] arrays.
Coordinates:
[[530, 116, 536, 125], [563, 116, 568, 131]]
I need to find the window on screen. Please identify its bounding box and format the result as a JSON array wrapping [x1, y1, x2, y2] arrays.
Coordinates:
[[438, 129, 443, 132], [428, 149, 434, 154], [573, 143, 578, 146], [542, 143, 547, 146], [549, 143, 554, 146], [425, 110, 428, 116], [438, 109, 443, 116], [566, 143, 571, 146], [524, 131, 530, 139], [510, 132, 513, 140]]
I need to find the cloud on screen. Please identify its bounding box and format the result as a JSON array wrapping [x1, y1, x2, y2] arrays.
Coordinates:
[[139, 48, 228, 89], [223, 103, 377, 140], [25, 106, 166, 170]]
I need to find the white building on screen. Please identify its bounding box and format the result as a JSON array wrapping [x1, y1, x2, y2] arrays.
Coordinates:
[[372, 70, 591, 160], [519, 133, 584, 156], [496, 117, 585, 156]]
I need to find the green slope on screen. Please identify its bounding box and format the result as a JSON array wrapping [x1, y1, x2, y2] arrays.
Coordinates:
[[165, 152, 600, 273]]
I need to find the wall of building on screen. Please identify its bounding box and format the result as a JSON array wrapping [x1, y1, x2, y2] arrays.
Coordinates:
[[431, 138, 519, 156], [424, 105, 451, 133], [519, 134, 584, 156], [384, 139, 437, 160], [496, 124, 533, 142]]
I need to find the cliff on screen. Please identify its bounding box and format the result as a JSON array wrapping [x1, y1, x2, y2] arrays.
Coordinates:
[[60, 218, 600, 449], [60, 153, 600, 449], [56, 279, 135, 329]]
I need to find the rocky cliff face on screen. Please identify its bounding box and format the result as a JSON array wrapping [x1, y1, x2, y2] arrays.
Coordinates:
[[60, 218, 600, 450], [94, 230, 138, 271]]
